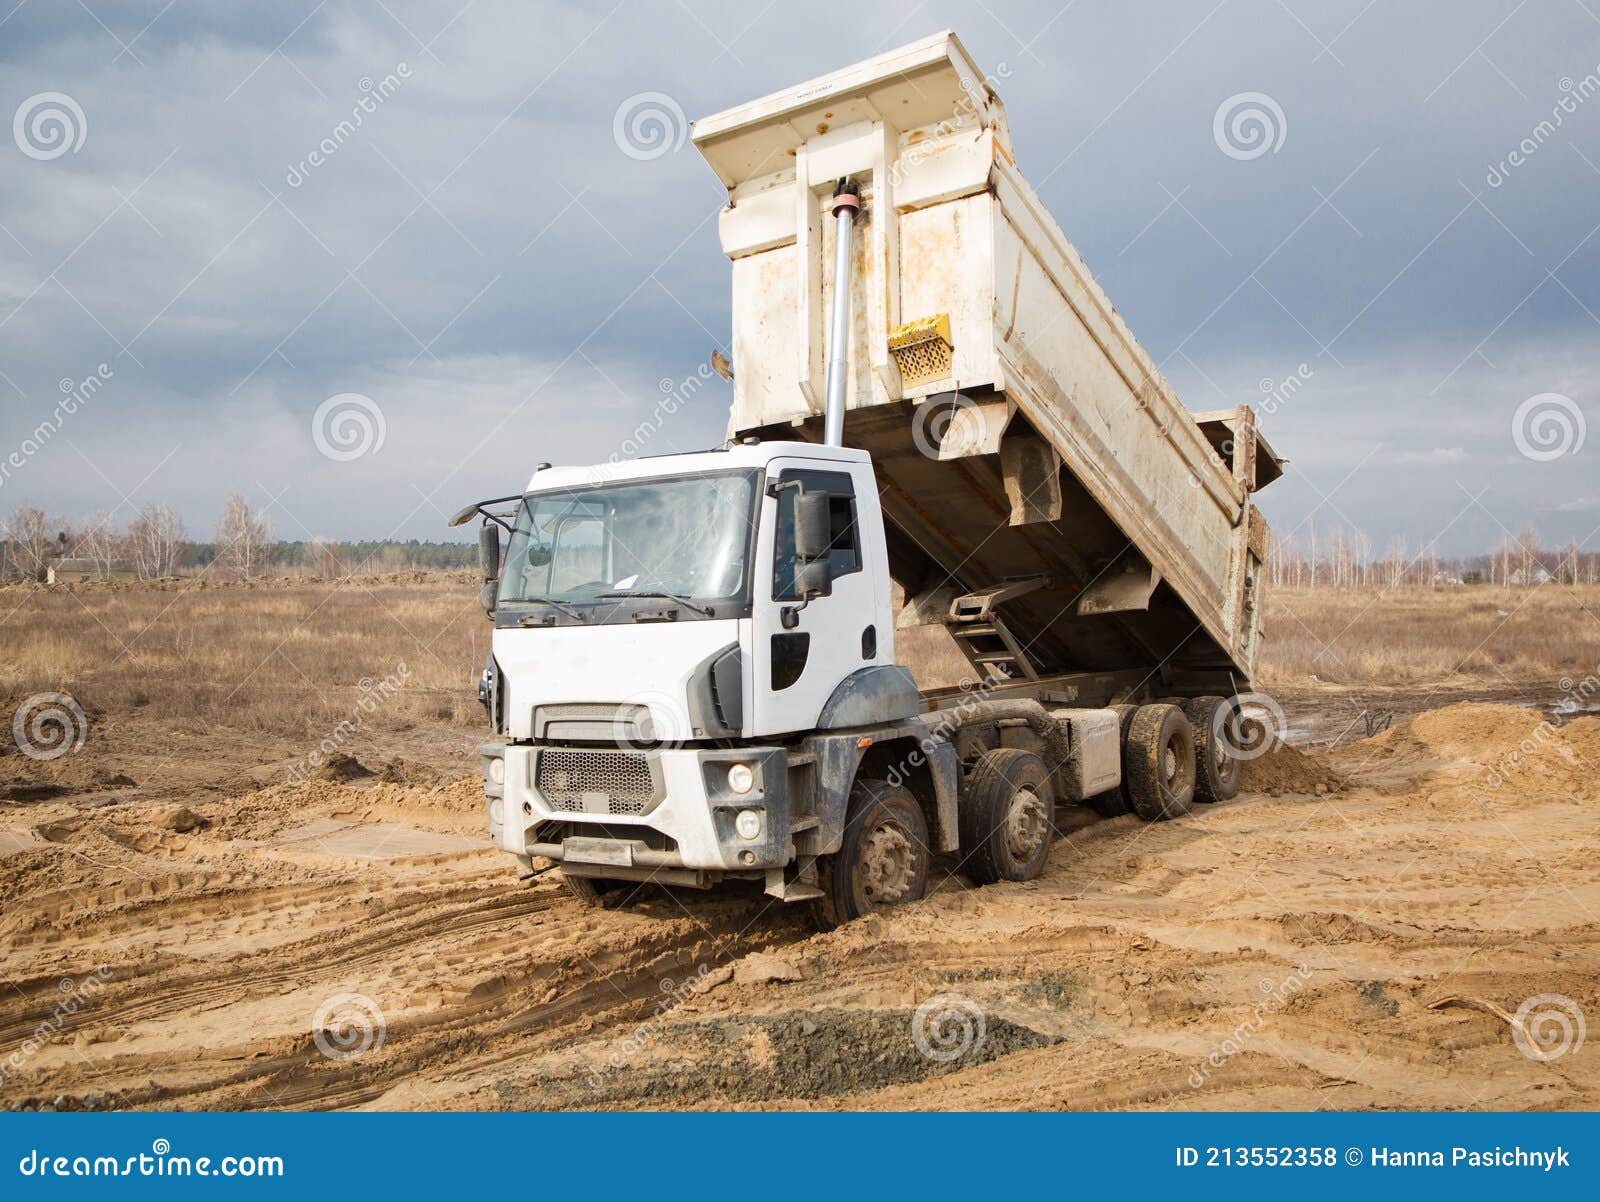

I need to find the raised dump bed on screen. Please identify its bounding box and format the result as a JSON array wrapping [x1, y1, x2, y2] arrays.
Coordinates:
[[692, 32, 1282, 699]]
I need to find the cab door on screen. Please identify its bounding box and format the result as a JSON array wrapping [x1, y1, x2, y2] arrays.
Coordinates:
[[749, 457, 884, 736]]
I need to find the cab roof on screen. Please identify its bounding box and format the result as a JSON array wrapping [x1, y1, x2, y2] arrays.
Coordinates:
[[523, 440, 867, 493]]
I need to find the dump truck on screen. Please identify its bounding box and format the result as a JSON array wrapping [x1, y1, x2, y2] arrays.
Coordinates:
[[456, 32, 1284, 926]]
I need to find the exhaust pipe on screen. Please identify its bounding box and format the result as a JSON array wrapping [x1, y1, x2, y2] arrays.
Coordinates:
[[823, 178, 860, 448]]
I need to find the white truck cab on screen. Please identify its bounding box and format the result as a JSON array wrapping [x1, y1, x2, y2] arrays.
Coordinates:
[[473, 440, 956, 925]]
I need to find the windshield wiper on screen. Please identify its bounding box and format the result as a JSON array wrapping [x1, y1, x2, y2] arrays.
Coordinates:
[[514, 595, 586, 621], [596, 590, 713, 617]]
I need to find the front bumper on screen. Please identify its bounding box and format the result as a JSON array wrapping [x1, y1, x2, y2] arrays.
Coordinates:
[[481, 742, 790, 873]]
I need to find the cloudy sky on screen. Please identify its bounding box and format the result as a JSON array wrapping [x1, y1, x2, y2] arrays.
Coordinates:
[[1, 0, 1597, 556]]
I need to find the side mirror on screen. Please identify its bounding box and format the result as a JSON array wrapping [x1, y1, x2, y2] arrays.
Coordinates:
[[794, 492, 832, 561], [477, 523, 501, 616], [797, 556, 833, 600]]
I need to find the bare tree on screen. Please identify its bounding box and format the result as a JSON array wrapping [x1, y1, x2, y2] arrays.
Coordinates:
[[73, 510, 126, 575], [129, 503, 185, 578], [214, 494, 271, 579], [1516, 523, 1541, 587], [5, 504, 64, 581]]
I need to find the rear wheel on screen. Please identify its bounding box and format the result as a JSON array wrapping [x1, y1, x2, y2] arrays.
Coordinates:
[[1182, 695, 1241, 803], [813, 779, 931, 930], [960, 748, 1056, 884], [1125, 703, 1196, 821]]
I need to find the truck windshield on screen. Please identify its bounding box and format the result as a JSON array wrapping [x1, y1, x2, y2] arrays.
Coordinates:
[[498, 470, 759, 611]]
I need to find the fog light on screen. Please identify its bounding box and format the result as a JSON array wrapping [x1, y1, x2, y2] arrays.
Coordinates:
[[735, 808, 763, 840], [488, 758, 504, 784], [727, 763, 755, 794]]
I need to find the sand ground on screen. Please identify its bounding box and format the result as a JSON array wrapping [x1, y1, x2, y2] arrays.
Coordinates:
[[2, 695, 1596, 1111]]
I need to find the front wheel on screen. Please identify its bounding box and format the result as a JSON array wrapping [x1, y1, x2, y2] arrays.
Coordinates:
[[813, 779, 931, 930], [561, 872, 625, 908]]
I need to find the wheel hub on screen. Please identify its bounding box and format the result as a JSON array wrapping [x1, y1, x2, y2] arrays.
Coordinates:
[[1005, 787, 1048, 861], [859, 820, 916, 903], [1163, 730, 1195, 796]]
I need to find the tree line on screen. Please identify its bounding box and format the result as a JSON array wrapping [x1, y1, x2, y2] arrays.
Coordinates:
[[0, 494, 475, 582], [1267, 520, 1596, 589]]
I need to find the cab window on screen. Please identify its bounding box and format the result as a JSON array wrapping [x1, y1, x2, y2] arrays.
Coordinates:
[[772, 469, 859, 601]]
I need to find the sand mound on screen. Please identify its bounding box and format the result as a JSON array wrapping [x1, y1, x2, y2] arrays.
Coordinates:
[[1238, 742, 1347, 796], [378, 758, 446, 786], [1359, 701, 1600, 795], [312, 753, 372, 782], [1390, 702, 1548, 753]]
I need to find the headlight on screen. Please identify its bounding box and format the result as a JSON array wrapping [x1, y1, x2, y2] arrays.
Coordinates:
[[727, 763, 755, 794], [735, 808, 763, 840], [488, 757, 504, 784]]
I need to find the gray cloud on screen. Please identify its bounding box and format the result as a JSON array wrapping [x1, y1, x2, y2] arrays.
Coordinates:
[[2, 0, 1598, 556]]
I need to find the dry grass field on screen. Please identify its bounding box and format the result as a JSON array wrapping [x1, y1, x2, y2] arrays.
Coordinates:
[[1264, 585, 1600, 688], [6, 575, 1594, 754], [1, 573, 488, 742], [1, 575, 1597, 1112]]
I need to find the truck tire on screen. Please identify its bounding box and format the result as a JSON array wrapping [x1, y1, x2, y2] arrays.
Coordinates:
[[1125, 703, 1196, 821], [959, 747, 1056, 884], [813, 778, 931, 930], [561, 872, 618, 908], [1086, 789, 1127, 818], [1182, 695, 1241, 803]]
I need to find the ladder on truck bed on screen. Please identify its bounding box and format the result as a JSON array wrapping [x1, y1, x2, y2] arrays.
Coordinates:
[[945, 578, 1049, 682]]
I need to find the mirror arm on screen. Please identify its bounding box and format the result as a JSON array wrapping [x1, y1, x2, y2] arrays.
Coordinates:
[[780, 596, 810, 629], [448, 494, 523, 531]]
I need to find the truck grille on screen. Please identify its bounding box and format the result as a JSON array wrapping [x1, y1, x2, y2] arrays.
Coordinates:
[[535, 748, 658, 816]]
